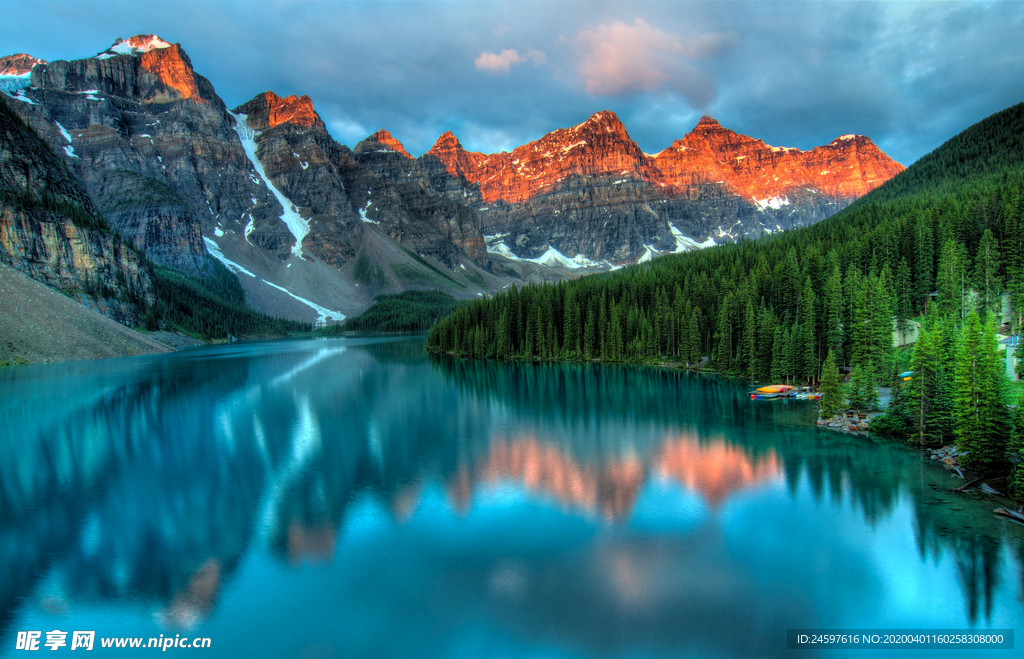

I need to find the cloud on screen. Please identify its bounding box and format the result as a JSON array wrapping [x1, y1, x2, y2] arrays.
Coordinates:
[[575, 18, 736, 107], [475, 48, 545, 75], [3, 0, 1022, 165], [475, 49, 524, 74]]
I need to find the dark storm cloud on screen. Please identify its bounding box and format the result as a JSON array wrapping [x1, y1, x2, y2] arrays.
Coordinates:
[[1, 1, 1022, 165]]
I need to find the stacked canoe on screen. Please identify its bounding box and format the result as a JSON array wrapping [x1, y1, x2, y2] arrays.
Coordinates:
[[749, 385, 793, 400], [749, 385, 821, 400]]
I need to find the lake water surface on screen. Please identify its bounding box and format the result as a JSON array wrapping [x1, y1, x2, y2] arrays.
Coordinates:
[[1, 336, 1022, 658]]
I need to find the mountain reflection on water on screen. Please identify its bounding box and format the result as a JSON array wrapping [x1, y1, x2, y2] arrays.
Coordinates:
[[1, 337, 1022, 658]]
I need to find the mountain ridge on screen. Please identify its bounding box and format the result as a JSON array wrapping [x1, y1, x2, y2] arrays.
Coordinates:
[[425, 110, 903, 207], [1, 33, 907, 330]]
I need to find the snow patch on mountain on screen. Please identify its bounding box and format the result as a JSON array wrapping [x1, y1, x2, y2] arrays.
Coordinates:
[[0, 73, 35, 104], [230, 110, 310, 257], [485, 237, 607, 269], [359, 200, 378, 224], [0, 72, 31, 96], [668, 223, 716, 252], [753, 195, 790, 211], [205, 236, 343, 324], [54, 122, 78, 158], [99, 35, 173, 58], [260, 279, 345, 324], [204, 237, 256, 278]]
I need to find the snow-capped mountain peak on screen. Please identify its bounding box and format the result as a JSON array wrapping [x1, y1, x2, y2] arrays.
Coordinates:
[[97, 35, 174, 59]]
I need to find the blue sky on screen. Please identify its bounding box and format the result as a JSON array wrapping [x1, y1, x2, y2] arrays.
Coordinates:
[[3, 1, 1023, 165]]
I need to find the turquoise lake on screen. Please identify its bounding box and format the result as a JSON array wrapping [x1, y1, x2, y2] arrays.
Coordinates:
[[1, 336, 1022, 657]]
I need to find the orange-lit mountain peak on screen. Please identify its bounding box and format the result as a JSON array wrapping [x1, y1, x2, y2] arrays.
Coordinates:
[[109, 34, 174, 54], [429, 131, 463, 151], [427, 111, 655, 204], [259, 91, 322, 128], [693, 115, 723, 130], [91, 36, 204, 103], [655, 437, 781, 507], [573, 110, 629, 135], [138, 43, 202, 102], [233, 91, 324, 131], [650, 116, 903, 201], [366, 129, 413, 158], [426, 130, 494, 182], [0, 53, 47, 76]]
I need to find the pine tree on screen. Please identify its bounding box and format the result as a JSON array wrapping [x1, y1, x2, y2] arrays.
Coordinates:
[[909, 325, 941, 444], [937, 239, 968, 319], [895, 257, 913, 345], [914, 218, 935, 312], [584, 304, 596, 360], [824, 264, 844, 356], [847, 361, 879, 411], [799, 278, 818, 383], [688, 307, 701, 366], [872, 373, 914, 439], [715, 293, 733, 371], [743, 298, 757, 380], [770, 326, 785, 383], [496, 308, 509, 360], [973, 229, 1002, 320], [953, 312, 1010, 472], [1008, 392, 1024, 500], [870, 269, 895, 382], [818, 350, 844, 419]]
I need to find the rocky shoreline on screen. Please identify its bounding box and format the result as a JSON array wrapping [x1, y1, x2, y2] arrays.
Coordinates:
[[816, 412, 872, 433]]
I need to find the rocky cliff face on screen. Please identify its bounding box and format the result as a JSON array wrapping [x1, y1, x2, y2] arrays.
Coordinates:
[[88, 169, 210, 274], [5, 36, 319, 268], [232, 91, 361, 268], [347, 130, 487, 268], [0, 96, 154, 323], [233, 91, 487, 271], [426, 112, 904, 264]]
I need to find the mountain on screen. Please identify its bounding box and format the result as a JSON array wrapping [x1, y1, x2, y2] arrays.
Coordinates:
[[227, 90, 498, 307], [426, 111, 904, 265], [1, 36, 500, 325], [1, 33, 904, 332]]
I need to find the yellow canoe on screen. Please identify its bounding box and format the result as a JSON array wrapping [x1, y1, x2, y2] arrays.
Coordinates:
[[756, 385, 793, 393]]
